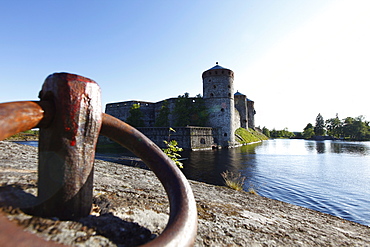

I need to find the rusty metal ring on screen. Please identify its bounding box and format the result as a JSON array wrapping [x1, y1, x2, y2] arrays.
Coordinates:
[[0, 101, 197, 247]]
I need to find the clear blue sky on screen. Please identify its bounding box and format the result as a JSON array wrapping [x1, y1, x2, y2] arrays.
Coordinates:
[[1, 0, 369, 131]]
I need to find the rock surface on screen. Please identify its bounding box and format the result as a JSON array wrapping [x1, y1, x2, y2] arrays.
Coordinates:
[[0, 141, 369, 246]]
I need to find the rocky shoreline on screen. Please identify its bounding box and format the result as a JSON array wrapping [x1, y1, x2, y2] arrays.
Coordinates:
[[0, 141, 369, 246]]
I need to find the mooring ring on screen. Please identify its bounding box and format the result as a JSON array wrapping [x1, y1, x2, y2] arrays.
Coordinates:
[[0, 101, 197, 247]]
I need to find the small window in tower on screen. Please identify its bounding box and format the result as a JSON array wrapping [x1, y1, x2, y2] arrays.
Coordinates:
[[215, 71, 218, 74], [210, 93, 214, 97], [228, 93, 231, 97], [213, 85, 216, 89], [209, 79, 211, 82], [221, 71, 224, 74], [228, 85, 230, 88], [200, 138, 206, 144], [224, 133, 228, 137], [221, 108, 225, 112]]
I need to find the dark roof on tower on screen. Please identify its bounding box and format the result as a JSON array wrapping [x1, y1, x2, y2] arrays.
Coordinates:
[[207, 62, 230, 71], [209, 64, 227, 70], [234, 91, 245, 96]]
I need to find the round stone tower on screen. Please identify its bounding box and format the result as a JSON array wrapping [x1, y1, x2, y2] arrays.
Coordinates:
[[202, 63, 235, 147]]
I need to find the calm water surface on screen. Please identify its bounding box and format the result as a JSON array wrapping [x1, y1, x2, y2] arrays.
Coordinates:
[[182, 139, 370, 226], [15, 139, 370, 226]]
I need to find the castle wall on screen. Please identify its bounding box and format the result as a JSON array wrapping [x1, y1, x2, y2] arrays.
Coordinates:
[[98, 126, 217, 150], [234, 108, 241, 131], [105, 101, 156, 127]]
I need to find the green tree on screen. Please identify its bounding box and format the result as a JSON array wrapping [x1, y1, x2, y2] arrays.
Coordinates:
[[172, 93, 208, 126], [326, 114, 342, 138], [342, 117, 355, 139], [262, 127, 271, 138], [343, 116, 369, 140], [193, 94, 209, 126], [126, 103, 145, 127], [303, 123, 315, 139], [314, 113, 326, 136], [155, 100, 170, 127]]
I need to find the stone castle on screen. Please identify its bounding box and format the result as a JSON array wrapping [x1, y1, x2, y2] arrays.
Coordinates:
[[105, 63, 256, 149]]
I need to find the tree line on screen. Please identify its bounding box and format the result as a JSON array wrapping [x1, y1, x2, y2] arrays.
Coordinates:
[[261, 113, 370, 141], [302, 113, 370, 141], [261, 127, 295, 139]]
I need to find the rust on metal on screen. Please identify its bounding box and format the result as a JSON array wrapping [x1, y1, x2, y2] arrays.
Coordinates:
[[101, 113, 198, 247], [0, 101, 53, 141], [34, 73, 102, 220], [0, 213, 64, 247]]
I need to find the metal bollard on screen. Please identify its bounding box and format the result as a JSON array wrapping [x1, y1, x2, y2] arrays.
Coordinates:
[[33, 73, 102, 219], [0, 73, 197, 246]]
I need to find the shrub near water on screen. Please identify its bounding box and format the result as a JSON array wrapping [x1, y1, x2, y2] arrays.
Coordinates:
[[221, 170, 259, 195], [221, 170, 246, 191]]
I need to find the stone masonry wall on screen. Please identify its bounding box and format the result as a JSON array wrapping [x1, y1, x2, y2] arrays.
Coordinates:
[[105, 101, 156, 127], [99, 126, 217, 150]]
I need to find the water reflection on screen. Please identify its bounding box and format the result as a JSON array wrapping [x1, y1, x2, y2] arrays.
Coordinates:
[[330, 141, 370, 155], [181, 143, 259, 185], [315, 142, 326, 153], [304, 140, 370, 155]]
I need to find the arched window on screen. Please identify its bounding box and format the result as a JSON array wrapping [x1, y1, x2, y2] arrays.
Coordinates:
[[210, 93, 214, 97], [200, 138, 206, 144], [221, 108, 225, 112], [224, 133, 228, 137]]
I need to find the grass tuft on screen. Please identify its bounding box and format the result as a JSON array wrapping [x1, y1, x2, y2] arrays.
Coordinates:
[[221, 170, 246, 191]]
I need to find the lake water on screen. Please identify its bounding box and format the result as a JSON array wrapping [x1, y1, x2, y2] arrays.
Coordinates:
[[182, 139, 370, 226], [14, 139, 370, 226]]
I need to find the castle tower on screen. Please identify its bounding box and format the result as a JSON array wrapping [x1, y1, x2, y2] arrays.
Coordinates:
[[202, 63, 235, 147], [247, 99, 256, 129], [234, 91, 248, 129]]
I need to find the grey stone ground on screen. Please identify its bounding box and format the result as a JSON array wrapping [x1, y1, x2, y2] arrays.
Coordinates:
[[0, 141, 369, 246]]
